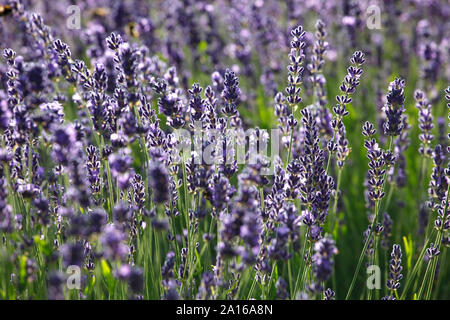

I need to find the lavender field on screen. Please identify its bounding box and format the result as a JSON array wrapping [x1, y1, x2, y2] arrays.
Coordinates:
[[0, 0, 449, 300]]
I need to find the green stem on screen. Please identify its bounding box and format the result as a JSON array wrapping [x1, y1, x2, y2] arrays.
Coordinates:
[[417, 257, 433, 299], [400, 232, 433, 299], [247, 272, 257, 300], [346, 136, 393, 300], [285, 127, 294, 168], [287, 250, 293, 299], [368, 234, 379, 300], [264, 261, 276, 299], [293, 226, 310, 297], [423, 183, 449, 299], [325, 129, 337, 175], [432, 247, 447, 299], [329, 168, 342, 236]]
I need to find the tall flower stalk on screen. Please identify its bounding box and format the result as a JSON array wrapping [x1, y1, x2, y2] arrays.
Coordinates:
[[419, 87, 450, 300], [383, 244, 403, 300], [347, 78, 406, 299], [327, 51, 365, 235], [284, 25, 306, 167]]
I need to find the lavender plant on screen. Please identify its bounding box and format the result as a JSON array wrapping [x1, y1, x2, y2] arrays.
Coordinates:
[[0, 0, 448, 301]]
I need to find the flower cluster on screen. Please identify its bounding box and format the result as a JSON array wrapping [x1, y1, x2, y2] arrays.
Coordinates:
[[386, 244, 403, 296], [330, 51, 365, 168], [414, 90, 434, 158], [312, 236, 338, 283], [299, 108, 334, 241], [383, 78, 406, 136]]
